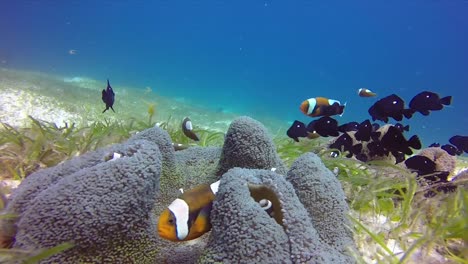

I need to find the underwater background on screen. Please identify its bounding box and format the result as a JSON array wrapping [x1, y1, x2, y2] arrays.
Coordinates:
[[1, 1, 467, 146]]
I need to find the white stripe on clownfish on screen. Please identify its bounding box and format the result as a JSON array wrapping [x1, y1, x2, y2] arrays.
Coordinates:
[[167, 198, 190, 240], [306, 98, 317, 115]]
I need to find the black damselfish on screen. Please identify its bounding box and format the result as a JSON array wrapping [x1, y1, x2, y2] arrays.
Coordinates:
[[307, 116, 339, 137], [441, 144, 462, 156], [368, 94, 413, 123], [102, 79, 115, 113], [287, 120, 308, 142], [338, 121, 359, 133], [405, 155, 436, 175], [329, 132, 362, 158], [380, 126, 421, 156], [394, 123, 409, 132], [409, 91, 451, 116], [354, 119, 372, 141], [449, 135, 468, 154]]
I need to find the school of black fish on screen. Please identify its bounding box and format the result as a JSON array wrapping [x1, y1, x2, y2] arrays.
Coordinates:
[[288, 90, 466, 172]]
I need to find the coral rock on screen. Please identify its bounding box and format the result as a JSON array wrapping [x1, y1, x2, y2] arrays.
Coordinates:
[[287, 152, 356, 257], [216, 116, 287, 177], [199, 168, 354, 263], [1, 138, 162, 263]]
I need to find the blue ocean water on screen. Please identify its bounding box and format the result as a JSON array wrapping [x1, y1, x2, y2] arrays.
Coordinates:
[[1, 1, 467, 146]]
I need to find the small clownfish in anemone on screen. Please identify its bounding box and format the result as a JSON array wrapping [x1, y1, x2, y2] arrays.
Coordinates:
[[299, 97, 346, 117], [357, 88, 377, 97], [158, 172, 282, 242], [158, 181, 219, 242]]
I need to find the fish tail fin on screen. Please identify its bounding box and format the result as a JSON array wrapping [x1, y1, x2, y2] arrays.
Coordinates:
[[408, 135, 422, 149], [440, 96, 452, 106], [420, 110, 430, 116], [339, 102, 347, 117]]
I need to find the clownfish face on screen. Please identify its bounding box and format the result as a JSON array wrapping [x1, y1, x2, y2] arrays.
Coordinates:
[[299, 99, 311, 116], [158, 209, 179, 242], [158, 197, 212, 242]]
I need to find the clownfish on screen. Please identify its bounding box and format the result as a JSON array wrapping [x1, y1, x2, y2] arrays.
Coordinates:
[[182, 117, 200, 141], [358, 88, 377, 97], [158, 173, 281, 242], [158, 180, 219, 242], [299, 97, 346, 117]]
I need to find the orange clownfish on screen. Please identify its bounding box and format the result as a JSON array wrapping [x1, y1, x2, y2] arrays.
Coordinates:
[[158, 173, 281, 242], [358, 88, 377, 97], [299, 97, 346, 117], [158, 181, 219, 242]]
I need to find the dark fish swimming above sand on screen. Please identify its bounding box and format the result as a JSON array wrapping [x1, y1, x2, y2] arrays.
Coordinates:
[[102, 79, 115, 113], [449, 135, 468, 154], [409, 91, 452, 116], [286, 120, 308, 142], [368, 94, 413, 123], [307, 116, 340, 137]]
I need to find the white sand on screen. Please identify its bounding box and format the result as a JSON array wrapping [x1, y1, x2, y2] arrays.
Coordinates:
[[0, 88, 80, 127]]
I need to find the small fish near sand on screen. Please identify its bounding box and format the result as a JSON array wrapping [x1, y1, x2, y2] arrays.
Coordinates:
[[182, 117, 200, 141], [101, 79, 115, 113], [357, 88, 377, 97], [299, 97, 346, 117], [409, 91, 452, 116]]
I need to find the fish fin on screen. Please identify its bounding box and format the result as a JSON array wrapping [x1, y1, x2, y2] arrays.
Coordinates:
[[420, 110, 430, 116], [352, 143, 362, 155], [102, 108, 108, 113], [110, 106, 115, 113], [293, 137, 299, 142], [371, 131, 381, 141], [403, 109, 414, 119], [403, 125, 410, 131], [355, 153, 368, 162], [408, 135, 422, 149], [107, 79, 110, 86], [439, 96, 452, 106], [339, 102, 347, 117], [393, 151, 406, 163]]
